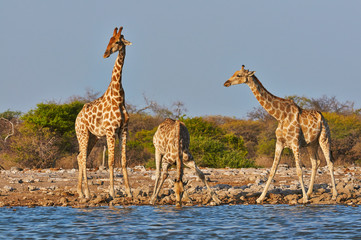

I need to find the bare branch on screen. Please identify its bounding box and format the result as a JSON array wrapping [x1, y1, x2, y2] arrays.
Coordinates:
[[0, 117, 14, 142]]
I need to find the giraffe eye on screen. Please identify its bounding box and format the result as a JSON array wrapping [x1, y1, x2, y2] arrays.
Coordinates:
[[237, 74, 242, 77]]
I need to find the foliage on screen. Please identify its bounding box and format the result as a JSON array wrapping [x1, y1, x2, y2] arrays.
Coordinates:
[[22, 101, 84, 137], [181, 117, 254, 168], [9, 124, 60, 168], [21, 101, 84, 152], [0, 110, 22, 120], [1, 94, 361, 169], [323, 112, 361, 163]]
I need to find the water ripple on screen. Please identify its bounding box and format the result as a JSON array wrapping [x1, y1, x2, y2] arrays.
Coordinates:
[[0, 205, 361, 239]]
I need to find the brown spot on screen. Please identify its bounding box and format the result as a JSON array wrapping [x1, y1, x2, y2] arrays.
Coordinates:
[[269, 109, 275, 115], [285, 105, 291, 113], [279, 104, 285, 111], [274, 111, 281, 119], [265, 102, 271, 110], [289, 125, 295, 132], [114, 82, 120, 89]]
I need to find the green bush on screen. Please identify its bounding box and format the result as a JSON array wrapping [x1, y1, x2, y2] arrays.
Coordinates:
[[181, 117, 255, 168]]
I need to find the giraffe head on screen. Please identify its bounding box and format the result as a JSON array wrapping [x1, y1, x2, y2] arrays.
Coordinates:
[[103, 27, 132, 58], [224, 65, 256, 87]]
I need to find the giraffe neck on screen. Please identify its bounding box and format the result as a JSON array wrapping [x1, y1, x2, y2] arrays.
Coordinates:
[[104, 48, 126, 99], [247, 75, 290, 121]]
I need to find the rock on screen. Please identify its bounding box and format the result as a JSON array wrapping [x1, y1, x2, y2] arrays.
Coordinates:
[[28, 186, 39, 191], [59, 197, 68, 205], [10, 167, 23, 173], [4, 186, 15, 191], [133, 165, 146, 172], [213, 184, 232, 190]]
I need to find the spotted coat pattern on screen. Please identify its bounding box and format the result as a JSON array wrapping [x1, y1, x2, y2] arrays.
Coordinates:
[[75, 27, 132, 199], [224, 65, 337, 203], [150, 118, 220, 207]]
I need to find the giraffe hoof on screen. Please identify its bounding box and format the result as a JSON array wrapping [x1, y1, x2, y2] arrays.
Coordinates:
[[256, 198, 263, 204], [302, 198, 309, 204]]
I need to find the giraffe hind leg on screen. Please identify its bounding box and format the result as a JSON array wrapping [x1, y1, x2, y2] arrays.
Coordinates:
[[152, 162, 170, 204], [76, 130, 95, 199], [307, 146, 319, 198], [319, 130, 338, 200]]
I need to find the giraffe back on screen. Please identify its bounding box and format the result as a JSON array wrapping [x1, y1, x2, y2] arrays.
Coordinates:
[[153, 118, 190, 160]]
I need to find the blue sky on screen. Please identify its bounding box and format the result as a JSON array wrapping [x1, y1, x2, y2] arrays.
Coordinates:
[[1, 1, 360, 118]]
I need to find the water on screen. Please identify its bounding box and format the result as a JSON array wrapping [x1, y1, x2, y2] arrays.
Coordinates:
[[0, 205, 361, 239]]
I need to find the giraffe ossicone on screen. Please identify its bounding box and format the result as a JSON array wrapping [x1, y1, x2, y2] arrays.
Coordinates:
[[150, 118, 221, 207], [224, 65, 338, 204], [75, 26, 132, 199]]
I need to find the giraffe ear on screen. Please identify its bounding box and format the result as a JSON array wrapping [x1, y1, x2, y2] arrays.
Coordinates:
[[249, 71, 256, 76]]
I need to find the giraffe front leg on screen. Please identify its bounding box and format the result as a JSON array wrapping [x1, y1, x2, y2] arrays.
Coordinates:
[[257, 140, 283, 203], [174, 180, 184, 208]]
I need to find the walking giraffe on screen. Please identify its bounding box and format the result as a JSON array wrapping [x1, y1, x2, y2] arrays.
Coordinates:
[[75, 27, 132, 199], [224, 65, 337, 203], [150, 118, 220, 207]]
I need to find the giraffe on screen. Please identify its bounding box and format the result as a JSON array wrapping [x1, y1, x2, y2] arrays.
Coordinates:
[[224, 65, 338, 204], [75, 27, 132, 199], [150, 118, 221, 207]]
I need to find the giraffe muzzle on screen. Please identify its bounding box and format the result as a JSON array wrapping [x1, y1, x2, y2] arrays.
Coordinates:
[[224, 80, 231, 87]]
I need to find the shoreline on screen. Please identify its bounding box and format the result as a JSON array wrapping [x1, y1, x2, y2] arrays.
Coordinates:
[[0, 165, 360, 208]]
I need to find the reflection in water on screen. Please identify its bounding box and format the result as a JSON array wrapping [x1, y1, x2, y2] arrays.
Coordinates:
[[0, 205, 360, 239]]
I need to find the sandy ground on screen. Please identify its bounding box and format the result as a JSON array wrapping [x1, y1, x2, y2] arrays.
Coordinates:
[[0, 165, 361, 208]]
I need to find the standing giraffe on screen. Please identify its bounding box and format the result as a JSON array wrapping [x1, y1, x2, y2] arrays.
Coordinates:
[[150, 118, 220, 207], [224, 65, 337, 203], [75, 27, 132, 199]]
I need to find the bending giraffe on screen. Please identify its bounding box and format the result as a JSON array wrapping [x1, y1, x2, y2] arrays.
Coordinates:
[[224, 65, 337, 204], [75, 27, 132, 199], [150, 118, 220, 207]]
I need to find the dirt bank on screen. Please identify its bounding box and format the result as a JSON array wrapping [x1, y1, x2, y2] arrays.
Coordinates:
[[0, 165, 360, 207]]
